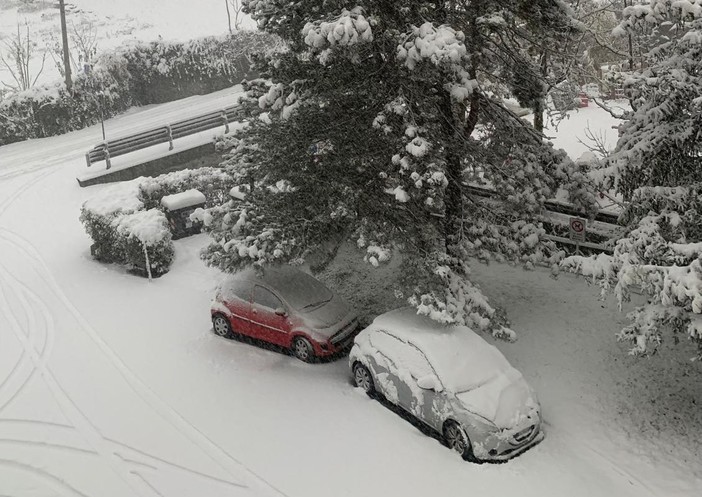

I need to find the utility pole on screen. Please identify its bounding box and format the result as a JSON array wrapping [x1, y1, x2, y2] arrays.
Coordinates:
[[59, 0, 72, 92]]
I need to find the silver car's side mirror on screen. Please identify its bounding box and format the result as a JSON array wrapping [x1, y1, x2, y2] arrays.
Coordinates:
[[417, 375, 442, 392], [274, 307, 287, 317]]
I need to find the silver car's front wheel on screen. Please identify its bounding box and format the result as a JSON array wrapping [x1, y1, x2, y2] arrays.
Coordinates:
[[444, 421, 473, 460], [353, 363, 374, 394]]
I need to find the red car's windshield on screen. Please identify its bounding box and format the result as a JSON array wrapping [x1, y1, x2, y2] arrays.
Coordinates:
[[269, 271, 333, 310]]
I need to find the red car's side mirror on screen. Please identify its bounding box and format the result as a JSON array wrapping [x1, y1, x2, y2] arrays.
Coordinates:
[[275, 307, 287, 317]]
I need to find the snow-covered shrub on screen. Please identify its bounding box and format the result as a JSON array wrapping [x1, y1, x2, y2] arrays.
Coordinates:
[[79, 180, 144, 262], [561, 185, 702, 358], [0, 72, 131, 146], [81, 168, 236, 276], [566, 2, 702, 359], [0, 32, 281, 145], [138, 168, 235, 210], [114, 209, 175, 276]]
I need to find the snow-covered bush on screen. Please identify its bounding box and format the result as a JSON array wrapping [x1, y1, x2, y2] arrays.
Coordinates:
[[561, 185, 702, 358], [80, 180, 144, 263], [0, 72, 131, 146], [114, 209, 175, 276], [138, 167, 235, 210], [0, 32, 281, 145], [563, 1, 702, 358], [80, 168, 235, 276]]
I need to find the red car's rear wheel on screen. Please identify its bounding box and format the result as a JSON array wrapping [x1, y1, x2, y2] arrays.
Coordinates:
[[212, 314, 233, 338]]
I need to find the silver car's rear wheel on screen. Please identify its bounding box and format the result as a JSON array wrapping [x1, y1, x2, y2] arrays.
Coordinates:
[[444, 421, 474, 460], [212, 314, 233, 338], [353, 363, 374, 394], [292, 337, 314, 362]]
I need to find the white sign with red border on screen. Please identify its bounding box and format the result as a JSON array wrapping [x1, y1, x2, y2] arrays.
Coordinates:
[[569, 217, 587, 242]]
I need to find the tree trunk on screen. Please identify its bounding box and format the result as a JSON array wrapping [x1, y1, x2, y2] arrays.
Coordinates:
[[439, 87, 463, 254], [534, 99, 544, 133], [534, 52, 548, 134], [225, 0, 233, 35]]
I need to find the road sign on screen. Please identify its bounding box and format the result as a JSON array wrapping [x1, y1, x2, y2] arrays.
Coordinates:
[[569, 217, 587, 242]]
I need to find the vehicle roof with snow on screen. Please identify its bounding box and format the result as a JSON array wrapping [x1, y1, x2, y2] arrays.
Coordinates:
[[364, 307, 518, 393], [221, 266, 332, 310]]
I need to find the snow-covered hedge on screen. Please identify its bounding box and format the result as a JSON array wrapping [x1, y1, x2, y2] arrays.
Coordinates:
[[80, 180, 144, 263], [0, 32, 279, 146], [114, 209, 175, 277], [0, 73, 130, 146], [138, 168, 235, 210], [80, 169, 235, 276]]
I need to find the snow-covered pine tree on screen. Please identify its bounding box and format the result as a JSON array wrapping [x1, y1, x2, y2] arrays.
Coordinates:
[[562, 0, 702, 358], [201, 1, 595, 338]]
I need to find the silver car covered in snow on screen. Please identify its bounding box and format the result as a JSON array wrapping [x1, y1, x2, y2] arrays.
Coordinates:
[[349, 308, 544, 462]]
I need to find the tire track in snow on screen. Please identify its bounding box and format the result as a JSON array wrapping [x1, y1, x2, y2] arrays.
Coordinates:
[[106, 438, 249, 490], [0, 165, 288, 495], [0, 261, 156, 497], [0, 168, 57, 214], [0, 458, 91, 497], [0, 255, 56, 414], [0, 227, 288, 496]]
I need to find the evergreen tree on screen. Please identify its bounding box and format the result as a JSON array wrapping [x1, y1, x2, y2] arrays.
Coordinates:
[[201, 0, 595, 338], [562, 0, 702, 358]]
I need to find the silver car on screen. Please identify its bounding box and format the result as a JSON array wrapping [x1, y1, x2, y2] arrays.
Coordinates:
[[349, 308, 544, 462]]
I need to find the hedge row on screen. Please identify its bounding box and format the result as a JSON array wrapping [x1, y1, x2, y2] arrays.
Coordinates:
[[0, 32, 279, 146], [80, 168, 235, 276]]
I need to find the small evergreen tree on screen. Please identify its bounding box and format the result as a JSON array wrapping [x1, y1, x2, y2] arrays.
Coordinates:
[[202, 1, 595, 338]]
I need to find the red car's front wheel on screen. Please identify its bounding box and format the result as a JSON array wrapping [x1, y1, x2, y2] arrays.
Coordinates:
[[291, 336, 314, 362]]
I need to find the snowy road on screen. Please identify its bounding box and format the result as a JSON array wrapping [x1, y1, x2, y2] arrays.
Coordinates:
[[0, 91, 700, 496], [0, 172, 285, 497]]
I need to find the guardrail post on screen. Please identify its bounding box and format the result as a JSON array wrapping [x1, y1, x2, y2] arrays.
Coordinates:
[[86, 152, 91, 168], [221, 110, 229, 134], [166, 125, 174, 151], [104, 147, 111, 169]]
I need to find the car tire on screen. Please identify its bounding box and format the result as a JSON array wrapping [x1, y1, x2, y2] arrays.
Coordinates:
[[352, 363, 375, 395], [443, 421, 478, 462], [291, 336, 314, 363], [212, 314, 234, 339]]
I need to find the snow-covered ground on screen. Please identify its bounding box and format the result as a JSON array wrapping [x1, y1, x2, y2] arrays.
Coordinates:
[[0, 0, 254, 88], [0, 91, 701, 496]]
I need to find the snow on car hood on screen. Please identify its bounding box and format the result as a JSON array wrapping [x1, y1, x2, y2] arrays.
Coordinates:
[[299, 293, 354, 333], [455, 368, 538, 429]]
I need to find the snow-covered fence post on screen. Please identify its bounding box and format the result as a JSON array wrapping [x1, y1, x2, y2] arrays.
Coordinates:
[[142, 241, 153, 282], [221, 110, 229, 133], [166, 125, 174, 151]]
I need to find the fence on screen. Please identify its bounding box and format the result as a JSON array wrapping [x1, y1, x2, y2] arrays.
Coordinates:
[[464, 183, 621, 254], [86, 104, 246, 169]]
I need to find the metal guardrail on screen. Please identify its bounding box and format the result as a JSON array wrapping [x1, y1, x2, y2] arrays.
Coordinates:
[[86, 105, 245, 169]]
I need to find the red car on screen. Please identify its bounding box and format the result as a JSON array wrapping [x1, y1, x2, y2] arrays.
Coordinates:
[[211, 266, 359, 362]]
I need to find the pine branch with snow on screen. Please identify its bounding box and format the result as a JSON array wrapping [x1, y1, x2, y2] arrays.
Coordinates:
[[206, 0, 594, 337]]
